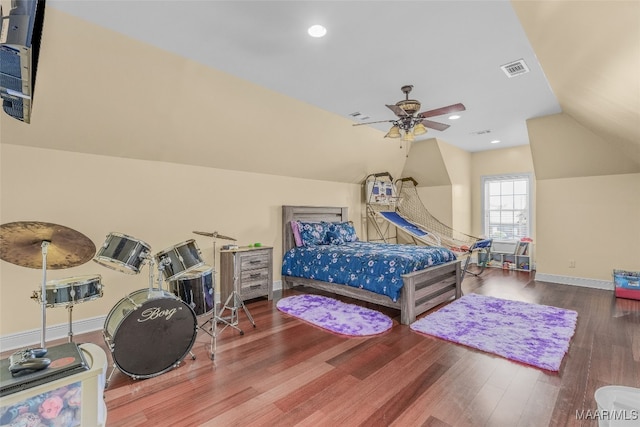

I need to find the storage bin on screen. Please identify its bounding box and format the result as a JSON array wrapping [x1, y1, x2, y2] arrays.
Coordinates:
[[613, 270, 640, 301]]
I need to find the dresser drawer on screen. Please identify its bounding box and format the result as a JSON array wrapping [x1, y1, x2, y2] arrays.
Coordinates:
[[238, 252, 270, 271], [239, 268, 269, 299], [240, 281, 269, 300]]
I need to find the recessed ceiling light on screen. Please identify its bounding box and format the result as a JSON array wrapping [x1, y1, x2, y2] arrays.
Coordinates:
[[448, 115, 461, 120], [308, 25, 327, 38], [490, 140, 501, 144]]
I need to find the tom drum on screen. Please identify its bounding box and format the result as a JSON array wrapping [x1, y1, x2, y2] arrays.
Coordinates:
[[168, 266, 214, 316], [94, 232, 151, 274], [154, 239, 204, 282]]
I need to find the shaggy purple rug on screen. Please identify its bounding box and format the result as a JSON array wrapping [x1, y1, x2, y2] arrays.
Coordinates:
[[410, 293, 578, 371], [276, 294, 393, 336]]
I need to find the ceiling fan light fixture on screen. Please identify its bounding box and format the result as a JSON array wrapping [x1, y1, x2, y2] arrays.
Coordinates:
[[413, 123, 428, 136], [402, 131, 415, 142], [385, 125, 401, 138]]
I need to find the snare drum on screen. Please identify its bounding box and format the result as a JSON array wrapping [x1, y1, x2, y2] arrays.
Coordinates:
[[168, 266, 213, 316], [40, 275, 103, 307], [94, 232, 151, 274], [154, 239, 204, 281], [103, 289, 197, 379]]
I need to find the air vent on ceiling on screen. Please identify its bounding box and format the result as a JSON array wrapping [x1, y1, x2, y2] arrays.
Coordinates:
[[349, 111, 371, 121], [500, 59, 530, 78], [472, 129, 492, 135]]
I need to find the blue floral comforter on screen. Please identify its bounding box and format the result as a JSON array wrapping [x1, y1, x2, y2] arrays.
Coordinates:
[[281, 242, 457, 302]]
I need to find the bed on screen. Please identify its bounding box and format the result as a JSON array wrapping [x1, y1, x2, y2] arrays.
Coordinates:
[[281, 205, 462, 325]]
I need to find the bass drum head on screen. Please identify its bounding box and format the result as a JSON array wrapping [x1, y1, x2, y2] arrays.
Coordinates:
[[107, 290, 197, 378]]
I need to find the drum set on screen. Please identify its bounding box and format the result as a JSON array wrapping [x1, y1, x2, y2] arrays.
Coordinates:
[[94, 231, 244, 383], [0, 221, 247, 384]]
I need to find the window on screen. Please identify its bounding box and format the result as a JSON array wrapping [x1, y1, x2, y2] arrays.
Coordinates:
[[482, 174, 531, 240]]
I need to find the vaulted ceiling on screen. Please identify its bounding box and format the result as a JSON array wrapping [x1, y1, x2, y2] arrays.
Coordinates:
[[1, 1, 638, 184]]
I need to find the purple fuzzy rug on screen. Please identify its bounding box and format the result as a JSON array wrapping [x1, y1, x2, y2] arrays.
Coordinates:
[[276, 294, 393, 337], [410, 293, 578, 371]]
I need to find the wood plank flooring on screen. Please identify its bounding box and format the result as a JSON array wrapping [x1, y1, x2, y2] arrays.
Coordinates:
[[6, 269, 640, 426]]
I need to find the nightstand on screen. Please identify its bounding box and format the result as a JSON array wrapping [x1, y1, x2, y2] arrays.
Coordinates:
[[220, 246, 273, 303]]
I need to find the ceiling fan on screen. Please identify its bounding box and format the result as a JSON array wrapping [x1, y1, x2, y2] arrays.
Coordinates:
[[353, 85, 466, 142]]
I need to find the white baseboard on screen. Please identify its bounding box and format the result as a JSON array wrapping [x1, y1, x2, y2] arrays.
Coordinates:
[[2, 281, 284, 352], [535, 273, 614, 290], [1, 315, 107, 352]]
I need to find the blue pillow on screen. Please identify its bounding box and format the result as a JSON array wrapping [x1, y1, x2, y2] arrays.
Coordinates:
[[298, 221, 329, 246], [328, 222, 359, 243], [323, 230, 345, 245]]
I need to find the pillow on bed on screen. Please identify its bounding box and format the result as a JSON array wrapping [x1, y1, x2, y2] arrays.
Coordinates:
[[298, 221, 330, 246], [328, 221, 359, 243], [290, 221, 303, 247], [323, 230, 345, 245]]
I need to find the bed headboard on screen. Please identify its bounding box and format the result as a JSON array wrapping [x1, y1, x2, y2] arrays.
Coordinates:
[[282, 206, 348, 255]]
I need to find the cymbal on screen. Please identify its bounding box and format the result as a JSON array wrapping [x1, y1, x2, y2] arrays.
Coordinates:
[[0, 221, 96, 269], [193, 231, 236, 241]]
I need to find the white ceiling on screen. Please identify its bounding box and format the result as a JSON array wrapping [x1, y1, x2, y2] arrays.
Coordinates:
[[48, 0, 562, 153]]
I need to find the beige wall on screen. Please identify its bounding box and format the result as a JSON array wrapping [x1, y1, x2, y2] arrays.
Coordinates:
[[470, 145, 536, 239], [528, 113, 639, 180], [438, 140, 471, 234], [0, 144, 362, 336], [536, 174, 640, 280], [528, 113, 640, 281], [416, 186, 453, 228]]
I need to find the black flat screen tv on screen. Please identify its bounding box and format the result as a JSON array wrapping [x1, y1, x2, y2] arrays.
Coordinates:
[[0, 0, 46, 123]]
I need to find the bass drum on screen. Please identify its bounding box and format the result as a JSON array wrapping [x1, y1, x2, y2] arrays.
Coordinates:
[[103, 289, 197, 379]]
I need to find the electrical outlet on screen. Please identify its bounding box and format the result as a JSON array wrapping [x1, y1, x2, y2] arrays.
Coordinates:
[[569, 259, 576, 268]]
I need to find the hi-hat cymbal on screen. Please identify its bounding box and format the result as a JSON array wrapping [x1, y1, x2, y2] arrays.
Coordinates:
[[193, 231, 236, 241], [0, 221, 96, 269]]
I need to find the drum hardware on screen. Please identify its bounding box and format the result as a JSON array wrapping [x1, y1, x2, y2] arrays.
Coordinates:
[[0, 221, 96, 351], [192, 230, 255, 360]]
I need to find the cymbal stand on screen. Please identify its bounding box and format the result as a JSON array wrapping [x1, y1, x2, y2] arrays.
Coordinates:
[[198, 236, 235, 359], [211, 238, 247, 336], [39, 241, 50, 350], [218, 281, 256, 335]]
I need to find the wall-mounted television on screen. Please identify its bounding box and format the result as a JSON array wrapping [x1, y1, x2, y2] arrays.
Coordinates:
[[0, 0, 46, 123]]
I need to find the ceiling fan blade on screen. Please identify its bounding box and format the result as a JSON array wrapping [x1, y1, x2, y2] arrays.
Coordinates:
[[420, 119, 450, 131], [418, 103, 466, 118], [352, 119, 394, 126], [386, 104, 408, 117]]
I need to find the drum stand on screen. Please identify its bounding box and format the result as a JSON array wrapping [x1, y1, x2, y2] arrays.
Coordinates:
[[217, 285, 256, 335]]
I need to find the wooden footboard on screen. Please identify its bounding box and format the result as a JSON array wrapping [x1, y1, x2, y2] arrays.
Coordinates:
[[283, 260, 461, 325], [398, 260, 461, 325]]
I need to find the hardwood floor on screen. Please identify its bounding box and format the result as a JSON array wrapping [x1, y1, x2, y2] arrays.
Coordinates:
[[8, 269, 640, 426]]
